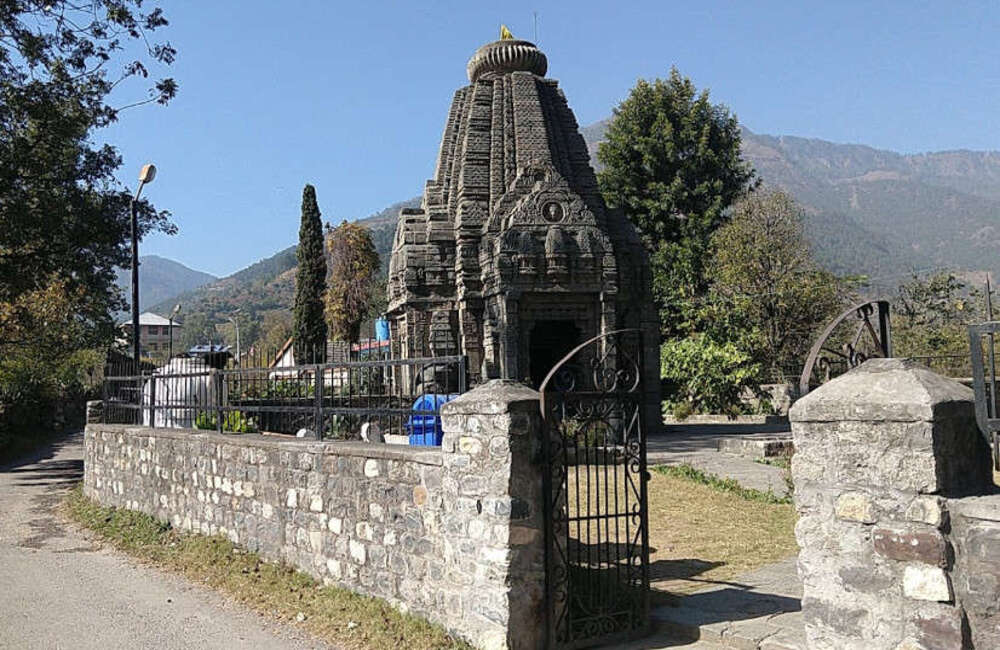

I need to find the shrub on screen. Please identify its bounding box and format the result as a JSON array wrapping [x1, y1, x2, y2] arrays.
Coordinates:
[[194, 410, 258, 433], [660, 334, 763, 416]]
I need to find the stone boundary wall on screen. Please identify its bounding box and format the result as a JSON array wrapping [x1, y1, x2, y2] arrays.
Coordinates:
[[84, 380, 546, 650], [790, 358, 998, 650]]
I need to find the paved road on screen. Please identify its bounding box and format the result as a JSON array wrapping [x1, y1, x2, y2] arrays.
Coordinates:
[[0, 431, 331, 650]]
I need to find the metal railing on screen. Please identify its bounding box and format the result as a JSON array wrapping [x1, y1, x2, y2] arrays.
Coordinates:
[[969, 321, 1000, 469], [101, 350, 467, 441]]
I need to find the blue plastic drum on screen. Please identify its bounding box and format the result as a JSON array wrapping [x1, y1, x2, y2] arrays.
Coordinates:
[[405, 393, 459, 446]]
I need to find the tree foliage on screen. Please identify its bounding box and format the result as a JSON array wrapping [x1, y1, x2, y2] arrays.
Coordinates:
[[1, 1, 177, 348], [0, 1, 176, 455], [597, 68, 757, 334], [893, 272, 986, 370], [703, 189, 846, 378], [324, 220, 381, 342], [660, 334, 762, 418], [293, 184, 328, 362]]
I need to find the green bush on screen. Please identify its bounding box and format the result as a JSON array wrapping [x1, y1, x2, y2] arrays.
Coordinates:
[[0, 348, 100, 461], [660, 334, 763, 417], [194, 410, 258, 433]]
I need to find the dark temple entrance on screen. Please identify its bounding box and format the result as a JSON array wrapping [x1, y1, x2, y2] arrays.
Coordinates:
[[530, 320, 581, 389]]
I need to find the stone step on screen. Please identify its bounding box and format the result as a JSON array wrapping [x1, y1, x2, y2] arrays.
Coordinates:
[[717, 435, 793, 460]]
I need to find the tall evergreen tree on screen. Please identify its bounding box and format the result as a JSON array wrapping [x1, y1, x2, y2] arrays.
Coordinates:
[[293, 184, 328, 363], [597, 68, 757, 335]]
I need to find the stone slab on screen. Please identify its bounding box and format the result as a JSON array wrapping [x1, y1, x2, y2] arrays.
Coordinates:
[[605, 558, 805, 649], [717, 436, 794, 460]]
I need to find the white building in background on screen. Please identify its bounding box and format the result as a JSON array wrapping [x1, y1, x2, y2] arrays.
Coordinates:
[[119, 311, 182, 358]]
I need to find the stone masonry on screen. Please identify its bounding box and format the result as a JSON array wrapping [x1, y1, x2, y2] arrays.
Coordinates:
[[84, 380, 546, 650], [385, 35, 660, 428], [790, 358, 998, 649]]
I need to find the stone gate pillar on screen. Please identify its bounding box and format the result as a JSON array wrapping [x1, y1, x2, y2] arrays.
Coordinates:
[[789, 358, 992, 650], [439, 379, 546, 650]]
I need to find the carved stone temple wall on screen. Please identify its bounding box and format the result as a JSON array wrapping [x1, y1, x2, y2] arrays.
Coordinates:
[[386, 37, 660, 425]]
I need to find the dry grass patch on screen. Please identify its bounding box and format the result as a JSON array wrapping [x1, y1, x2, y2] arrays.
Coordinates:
[[646, 465, 797, 598], [64, 486, 471, 650]]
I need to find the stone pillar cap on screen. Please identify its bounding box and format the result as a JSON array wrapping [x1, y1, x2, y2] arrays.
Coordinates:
[[467, 39, 548, 82], [790, 358, 973, 422], [440, 379, 540, 415]]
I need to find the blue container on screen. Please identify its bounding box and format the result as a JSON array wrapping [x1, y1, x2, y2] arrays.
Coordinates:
[[374, 318, 390, 342], [405, 393, 458, 446]]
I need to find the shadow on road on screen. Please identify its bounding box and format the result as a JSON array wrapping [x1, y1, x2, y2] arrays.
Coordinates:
[[0, 429, 84, 475]]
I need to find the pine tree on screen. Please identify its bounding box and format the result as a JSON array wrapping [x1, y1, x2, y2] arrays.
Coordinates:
[[293, 184, 328, 363]]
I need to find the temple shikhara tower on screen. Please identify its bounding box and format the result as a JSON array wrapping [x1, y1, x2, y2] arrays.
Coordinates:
[[387, 33, 659, 417]]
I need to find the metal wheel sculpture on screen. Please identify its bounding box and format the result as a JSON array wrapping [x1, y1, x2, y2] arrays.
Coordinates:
[[799, 300, 892, 396]]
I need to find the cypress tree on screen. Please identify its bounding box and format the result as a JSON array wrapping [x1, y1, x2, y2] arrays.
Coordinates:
[[293, 184, 328, 363]]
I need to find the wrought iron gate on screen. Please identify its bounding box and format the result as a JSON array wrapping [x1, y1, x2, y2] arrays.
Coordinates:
[[539, 329, 650, 648]]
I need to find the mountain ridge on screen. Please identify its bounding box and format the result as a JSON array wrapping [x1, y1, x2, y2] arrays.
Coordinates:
[[115, 255, 216, 316], [148, 123, 1000, 325]]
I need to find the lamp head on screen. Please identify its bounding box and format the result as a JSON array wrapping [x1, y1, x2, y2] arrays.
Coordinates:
[[139, 163, 157, 184]]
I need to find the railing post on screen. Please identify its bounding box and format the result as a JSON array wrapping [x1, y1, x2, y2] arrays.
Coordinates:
[[313, 366, 323, 440], [135, 363, 142, 426], [213, 369, 223, 433], [101, 367, 108, 424], [148, 375, 157, 427]]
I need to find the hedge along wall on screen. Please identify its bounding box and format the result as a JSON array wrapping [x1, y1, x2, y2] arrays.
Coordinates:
[[83, 380, 546, 650]]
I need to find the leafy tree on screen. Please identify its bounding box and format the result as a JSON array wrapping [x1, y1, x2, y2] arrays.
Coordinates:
[[703, 190, 846, 378], [324, 221, 381, 342], [893, 272, 985, 374], [250, 311, 294, 361], [176, 312, 217, 352], [660, 334, 762, 418], [1, 1, 177, 348], [293, 185, 328, 361], [597, 68, 757, 334], [0, 2, 176, 456]]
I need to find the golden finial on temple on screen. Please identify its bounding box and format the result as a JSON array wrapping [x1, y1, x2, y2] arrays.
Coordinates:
[[499, 24, 514, 40]]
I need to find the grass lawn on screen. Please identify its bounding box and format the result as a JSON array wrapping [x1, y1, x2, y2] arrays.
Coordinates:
[[64, 486, 471, 650], [646, 465, 798, 598]]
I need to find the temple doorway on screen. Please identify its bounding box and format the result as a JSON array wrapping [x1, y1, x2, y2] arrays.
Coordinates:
[[529, 320, 581, 388]]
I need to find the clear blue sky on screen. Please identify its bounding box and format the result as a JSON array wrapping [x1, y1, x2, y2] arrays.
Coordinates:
[[103, 0, 1000, 277]]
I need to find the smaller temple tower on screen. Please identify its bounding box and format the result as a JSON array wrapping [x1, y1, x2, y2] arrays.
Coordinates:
[[387, 35, 660, 425]]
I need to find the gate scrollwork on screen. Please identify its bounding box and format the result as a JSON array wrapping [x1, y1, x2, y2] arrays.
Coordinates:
[[539, 329, 650, 648]]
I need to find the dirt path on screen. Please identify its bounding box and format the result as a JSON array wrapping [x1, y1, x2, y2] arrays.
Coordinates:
[[0, 431, 332, 650]]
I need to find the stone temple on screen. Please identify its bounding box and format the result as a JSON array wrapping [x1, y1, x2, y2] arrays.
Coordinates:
[[387, 35, 659, 420]]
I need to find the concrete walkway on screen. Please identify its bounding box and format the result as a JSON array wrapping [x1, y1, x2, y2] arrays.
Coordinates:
[[615, 425, 805, 648], [0, 431, 332, 650], [603, 558, 803, 649], [648, 427, 792, 498]]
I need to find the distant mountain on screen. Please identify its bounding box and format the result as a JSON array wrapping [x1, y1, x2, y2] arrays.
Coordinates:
[[115, 255, 216, 316], [148, 245, 298, 320], [582, 122, 1000, 286], [166, 122, 1000, 330]]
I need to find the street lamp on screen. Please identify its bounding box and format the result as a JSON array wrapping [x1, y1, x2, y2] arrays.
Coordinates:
[[130, 163, 157, 369], [168, 303, 181, 360], [227, 309, 242, 366]]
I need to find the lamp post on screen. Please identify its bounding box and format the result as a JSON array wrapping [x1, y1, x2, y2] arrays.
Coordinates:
[[168, 303, 181, 359], [130, 163, 157, 369]]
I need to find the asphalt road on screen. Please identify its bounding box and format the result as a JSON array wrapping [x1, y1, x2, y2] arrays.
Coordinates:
[[0, 431, 331, 650]]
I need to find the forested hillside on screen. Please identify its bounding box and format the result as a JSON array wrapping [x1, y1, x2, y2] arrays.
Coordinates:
[[155, 124, 1000, 343]]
